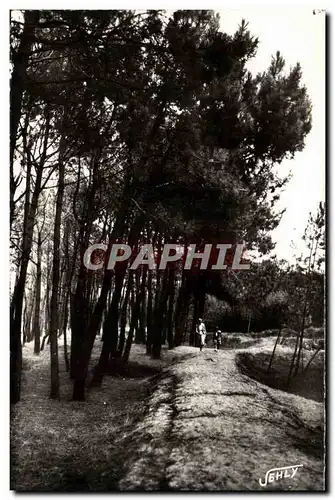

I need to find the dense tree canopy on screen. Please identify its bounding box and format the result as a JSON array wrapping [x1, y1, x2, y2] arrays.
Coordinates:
[[10, 9, 314, 403]]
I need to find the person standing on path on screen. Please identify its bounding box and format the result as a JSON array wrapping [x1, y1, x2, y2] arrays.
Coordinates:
[[196, 318, 207, 352], [213, 328, 222, 351]]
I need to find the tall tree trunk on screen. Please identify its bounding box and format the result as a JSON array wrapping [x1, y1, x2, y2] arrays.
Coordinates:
[[71, 116, 163, 397], [152, 268, 169, 359], [10, 10, 39, 227], [122, 271, 147, 362], [197, 273, 206, 320], [166, 268, 176, 349], [146, 269, 154, 355], [288, 240, 315, 385], [71, 201, 140, 400], [135, 268, 147, 344], [267, 327, 282, 373], [134, 269, 142, 344], [294, 239, 319, 376], [22, 299, 28, 346], [88, 214, 145, 387], [33, 231, 42, 354], [175, 269, 192, 346], [174, 273, 186, 346], [42, 240, 51, 345], [247, 311, 252, 334], [190, 296, 199, 347], [10, 108, 50, 404], [189, 273, 206, 346], [91, 270, 125, 386], [23, 291, 34, 344], [116, 273, 133, 358], [71, 159, 104, 391], [49, 139, 66, 399], [60, 218, 73, 372], [62, 294, 70, 372], [180, 294, 192, 345]]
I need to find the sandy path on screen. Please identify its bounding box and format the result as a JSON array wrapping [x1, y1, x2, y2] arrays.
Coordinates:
[[120, 347, 324, 491]]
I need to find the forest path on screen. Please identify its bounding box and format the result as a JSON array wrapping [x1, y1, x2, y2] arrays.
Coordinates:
[[11, 342, 324, 491], [120, 346, 324, 491]]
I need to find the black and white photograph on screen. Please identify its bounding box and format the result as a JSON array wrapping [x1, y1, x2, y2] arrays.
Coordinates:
[[9, 6, 326, 492]]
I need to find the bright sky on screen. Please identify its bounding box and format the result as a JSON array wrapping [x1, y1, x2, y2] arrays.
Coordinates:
[[219, 7, 325, 262]]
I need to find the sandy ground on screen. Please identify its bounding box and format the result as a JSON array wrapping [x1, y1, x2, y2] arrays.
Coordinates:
[[11, 340, 325, 491], [120, 346, 325, 491]]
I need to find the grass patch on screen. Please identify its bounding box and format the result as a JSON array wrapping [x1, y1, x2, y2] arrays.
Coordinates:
[[11, 341, 182, 491]]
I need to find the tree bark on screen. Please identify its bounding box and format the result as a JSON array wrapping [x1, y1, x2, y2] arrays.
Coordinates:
[[294, 239, 319, 376], [166, 268, 176, 349], [49, 138, 66, 399], [71, 200, 139, 400], [10, 107, 50, 404], [23, 291, 34, 344], [91, 269, 125, 386], [267, 327, 282, 374], [122, 275, 147, 362], [116, 273, 133, 358], [33, 231, 42, 354], [135, 268, 147, 344], [146, 269, 154, 355], [10, 10, 39, 227], [90, 217, 145, 386], [62, 294, 70, 372], [152, 267, 169, 359]]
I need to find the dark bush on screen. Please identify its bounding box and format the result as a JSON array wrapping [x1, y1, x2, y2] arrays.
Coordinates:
[[305, 326, 324, 338]]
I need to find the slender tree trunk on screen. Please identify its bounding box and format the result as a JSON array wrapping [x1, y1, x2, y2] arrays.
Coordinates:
[[23, 291, 34, 344], [116, 273, 133, 358], [135, 268, 147, 344], [42, 240, 51, 344], [302, 347, 322, 374], [70, 151, 103, 382], [49, 139, 66, 399], [41, 334, 48, 351], [267, 327, 282, 373], [190, 295, 199, 347], [166, 269, 175, 349], [134, 270, 142, 344], [60, 219, 73, 372], [287, 324, 301, 387], [10, 109, 50, 404], [71, 172, 102, 390], [122, 283, 146, 363], [294, 239, 318, 376], [62, 294, 70, 372], [247, 311, 252, 334], [10, 10, 39, 227], [174, 273, 186, 346], [22, 300, 28, 346], [33, 232, 42, 354], [152, 267, 169, 359], [91, 270, 125, 386], [175, 269, 192, 346], [190, 273, 206, 347], [288, 241, 315, 385], [146, 269, 153, 355], [89, 215, 145, 386], [71, 112, 165, 397], [71, 202, 142, 400]]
